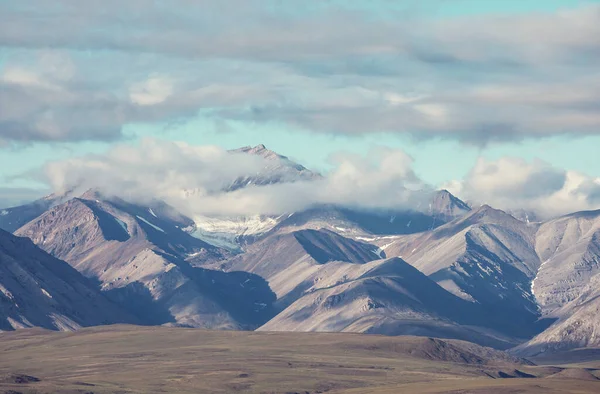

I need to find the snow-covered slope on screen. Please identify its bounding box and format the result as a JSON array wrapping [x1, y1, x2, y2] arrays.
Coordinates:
[[0, 229, 135, 331]]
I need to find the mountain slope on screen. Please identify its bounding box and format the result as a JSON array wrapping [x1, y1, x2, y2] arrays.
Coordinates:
[[516, 293, 600, 356], [211, 228, 524, 348], [532, 210, 600, 316], [0, 229, 134, 331], [0, 192, 73, 233], [379, 205, 545, 338], [191, 146, 471, 249], [259, 257, 520, 349], [15, 193, 275, 329], [256, 190, 472, 240], [430, 189, 472, 222], [515, 210, 600, 355], [207, 228, 381, 311], [227, 144, 319, 190]]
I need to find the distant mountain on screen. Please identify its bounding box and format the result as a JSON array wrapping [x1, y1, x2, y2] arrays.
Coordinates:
[[228, 144, 319, 190], [268, 206, 439, 237], [379, 205, 548, 339], [192, 146, 472, 249], [179, 144, 319, 199], [259, 257, 521, 349], [515, 209, 600, 355], [0, 192, 74, 233], [531, 209, 600, 316], [206, 228, 382, 311], [193, 189, 473, 250], [429, 189, 472, 222], [15, 191, 275, 329], [9, 145, 600, 355], [210, 228, 525, 348], [0, 228, 135, 331]]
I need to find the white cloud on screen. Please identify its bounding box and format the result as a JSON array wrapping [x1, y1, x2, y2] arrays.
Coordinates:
[[449, 157, 600, 218], [1, 3, 600, 144], [41, 139, 429, 217], [129, 75, 174, 106], [32, 140, 600, 219]]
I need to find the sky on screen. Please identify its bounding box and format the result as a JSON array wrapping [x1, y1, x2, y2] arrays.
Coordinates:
[[1, 0, 600, 217]]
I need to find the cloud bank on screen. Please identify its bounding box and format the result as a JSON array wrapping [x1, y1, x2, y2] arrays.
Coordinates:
[[446, 157, 600, 219], [41, 139, 430, 217], [35, 139, 600, 219], [1, 1, 600, 145]]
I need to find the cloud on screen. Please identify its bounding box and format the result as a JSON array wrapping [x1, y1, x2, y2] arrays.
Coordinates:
[[27, 139, 600, 219], [40, 138, 430, 217], [0, 54, 276, 144], [446, 157, 600, 218], [129, 75, 174, 106], [1, 2, 600, 144]]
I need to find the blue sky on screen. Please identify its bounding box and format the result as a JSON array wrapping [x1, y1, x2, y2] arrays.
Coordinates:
[[1, 0, 600, 213]]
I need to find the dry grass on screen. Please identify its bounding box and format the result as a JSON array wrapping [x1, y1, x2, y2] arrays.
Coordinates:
[[0, 325, 599, 393]]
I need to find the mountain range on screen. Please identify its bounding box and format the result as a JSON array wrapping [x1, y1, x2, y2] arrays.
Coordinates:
[[1, 144, 600, 358]]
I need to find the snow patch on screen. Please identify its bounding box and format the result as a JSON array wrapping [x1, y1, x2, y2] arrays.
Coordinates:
[[0, 210, 8, 216], [356, 236, 377, 242], [190, 214, 281, 249], [41, 288, 53, 299], [373, 242, 395, 259], [148, 208, 157, 218], [136, 216, 166, 233], [194, 215, 280, 236], [113, 216, 129, 234], [334, 226, 347, 232], [7, 317, 32, 329], [531, 259, 550, 297], [0, 284, 14, 300]]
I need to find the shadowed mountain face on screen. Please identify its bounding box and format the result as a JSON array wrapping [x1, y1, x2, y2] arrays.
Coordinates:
[[0, 229, 135, 331], [382, 206, 543, 329], [15, 192, 275, 330]]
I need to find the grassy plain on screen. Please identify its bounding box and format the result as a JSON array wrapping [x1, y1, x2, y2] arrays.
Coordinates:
[[1, 325, 599, 393]]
